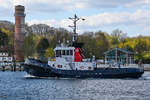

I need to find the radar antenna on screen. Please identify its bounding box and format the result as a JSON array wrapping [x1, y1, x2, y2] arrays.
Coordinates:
[[68, 14, 85, 43]]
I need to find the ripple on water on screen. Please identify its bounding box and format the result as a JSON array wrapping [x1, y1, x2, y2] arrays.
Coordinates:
[[0, 72, 150, 100]]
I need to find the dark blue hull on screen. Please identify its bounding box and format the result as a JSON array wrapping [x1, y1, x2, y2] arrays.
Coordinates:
[[49, 67, 144, 78], [23, 63, 144, 78], [23, 58, 144, 78], [23, 64, 56, 77]]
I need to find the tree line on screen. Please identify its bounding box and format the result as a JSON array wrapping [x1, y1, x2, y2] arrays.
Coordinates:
[[0, 21, 150, 63]]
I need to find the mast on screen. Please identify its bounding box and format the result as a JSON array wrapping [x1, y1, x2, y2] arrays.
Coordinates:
[[69, 14, 85, 43]]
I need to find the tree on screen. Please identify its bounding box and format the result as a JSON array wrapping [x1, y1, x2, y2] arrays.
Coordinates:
[[29, 24, 55, 36], [44, 48, 55, 58], [36, 37, 49, 60], [133, 38, 149, 62], [142, 52, 150, 64], [111, 29, 127, 47], [23, 34, 36, 57], [118, 39, 134, 52], [134, 39, 148, 54], [78, 32, 95, 58], [95, 31, 110, 58], [0, 29, 8, 46]]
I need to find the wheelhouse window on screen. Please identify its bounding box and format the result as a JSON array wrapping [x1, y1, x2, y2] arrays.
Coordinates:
[[56, 50, 61, 57], [67, 50, 69, 55], [56, 49, 73, 56], [62, 50, 65, 55], [70, 50, 73, 55]]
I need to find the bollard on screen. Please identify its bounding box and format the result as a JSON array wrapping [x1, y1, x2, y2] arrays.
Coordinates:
[[13, 63, 16, 72], [11, 66, 13, 71], [14, 66, 16, 72], [2, 66, 5, 72], [19, 66, 22, 71]]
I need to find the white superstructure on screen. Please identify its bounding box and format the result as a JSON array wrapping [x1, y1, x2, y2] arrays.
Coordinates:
[[48, 44, 96, 71]]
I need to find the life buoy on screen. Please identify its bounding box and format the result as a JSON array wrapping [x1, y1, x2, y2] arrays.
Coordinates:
[[88, 66, 91, 70], [80, 66, 84, 69], [57, 65, 60, 68], [75, 49, 79, 52]]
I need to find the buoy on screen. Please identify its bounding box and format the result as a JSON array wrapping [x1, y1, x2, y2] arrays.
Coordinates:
[[80, 66, 84, 69], [57, 65, 60, 68], [88, 67, 91, 70]]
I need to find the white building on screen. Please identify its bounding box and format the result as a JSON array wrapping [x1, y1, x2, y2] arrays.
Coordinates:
[[0, 52, 13, 66]]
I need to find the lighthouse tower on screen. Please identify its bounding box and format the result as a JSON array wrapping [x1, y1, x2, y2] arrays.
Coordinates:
[[14, 5, 25, 61]]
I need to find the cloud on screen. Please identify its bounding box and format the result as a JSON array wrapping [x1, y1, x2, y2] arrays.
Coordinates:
[[0, 0, 12, 8], [0, 0, 150, 36], [27, 9, 150, 35], [9, 0, 150, 14], [0, 0, 150, 15], [0, 0, 13, 17], [83, 10, 150, 27], [81, 10, 150, 35], [126, 0, 150, 7], [28, 18, 72, 29], [28, 19, 60, 27], [12, 0, 25, 6]]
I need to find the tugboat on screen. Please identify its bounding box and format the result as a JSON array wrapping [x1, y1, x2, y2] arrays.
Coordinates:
[[23, 14, 144, 78]]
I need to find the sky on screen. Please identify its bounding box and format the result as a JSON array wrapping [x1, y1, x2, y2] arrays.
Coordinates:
[[1, 0, 150, 37]]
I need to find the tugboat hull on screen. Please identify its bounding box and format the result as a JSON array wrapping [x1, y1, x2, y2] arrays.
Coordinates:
[[23, 64, 144, 79], [23, 64, 56, 77], [49, 67, 144, 78], [23, 58, 144, 78], [23, 58, 56, 77]]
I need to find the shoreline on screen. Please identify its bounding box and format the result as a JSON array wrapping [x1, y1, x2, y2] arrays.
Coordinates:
[[0, 65, 150, 71], [0, 66, 24, 71]]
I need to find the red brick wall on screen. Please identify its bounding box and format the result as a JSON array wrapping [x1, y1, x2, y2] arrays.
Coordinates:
[[14, 6, 25, 61]]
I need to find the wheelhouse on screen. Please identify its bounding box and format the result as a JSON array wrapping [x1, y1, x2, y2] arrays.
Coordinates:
[[54, 46, 75, 62]]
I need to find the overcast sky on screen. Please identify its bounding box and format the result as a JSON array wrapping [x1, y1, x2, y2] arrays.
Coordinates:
[[1, 0, 150, 36]]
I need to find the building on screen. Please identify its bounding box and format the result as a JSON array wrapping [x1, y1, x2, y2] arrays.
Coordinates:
[[14, 5, 25, 61], [0, 47, 13, 67], [104, 48, 134, 64]]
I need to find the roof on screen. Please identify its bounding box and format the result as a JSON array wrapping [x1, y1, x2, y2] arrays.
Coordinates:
[[0, 46, 10, 52], [55, 46, 75, 51], [104, 48, 134, 55]]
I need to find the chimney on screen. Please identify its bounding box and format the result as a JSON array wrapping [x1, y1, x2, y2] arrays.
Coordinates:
[[14, 5, 25, 61]]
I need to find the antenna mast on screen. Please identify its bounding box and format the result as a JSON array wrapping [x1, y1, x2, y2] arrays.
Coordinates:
[[69, 14, 85, 43]]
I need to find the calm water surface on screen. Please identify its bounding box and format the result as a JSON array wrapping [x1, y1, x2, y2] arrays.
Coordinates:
[[0, 71, 150, 100]]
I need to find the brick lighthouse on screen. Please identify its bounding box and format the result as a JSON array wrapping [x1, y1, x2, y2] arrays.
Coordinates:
[[14, 5, 25, 61]]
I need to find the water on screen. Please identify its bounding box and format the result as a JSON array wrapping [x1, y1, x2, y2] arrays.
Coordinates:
[[0, 72, 150, 100]]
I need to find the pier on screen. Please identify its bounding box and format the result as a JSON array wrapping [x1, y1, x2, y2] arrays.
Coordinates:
[[0, 63, 24, 71], [0, 63, 150, 72], [97, 64, 150, 71], [143, 64, 150, 71]]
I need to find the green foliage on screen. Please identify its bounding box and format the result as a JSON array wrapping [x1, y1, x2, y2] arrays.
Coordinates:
[[118, 37, 150, 63], [0, 28, 8, 46], [44, 48, 55, 58], [1, 22, 150, 63], [142, 52, 150, 63], [134, 39, 148, 54], [95, 31, 110, 58], [111, 37, 119, 46], [118, 41, 134, 52], [36, 37, 49, 59], [23, 34, 36, 57]]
